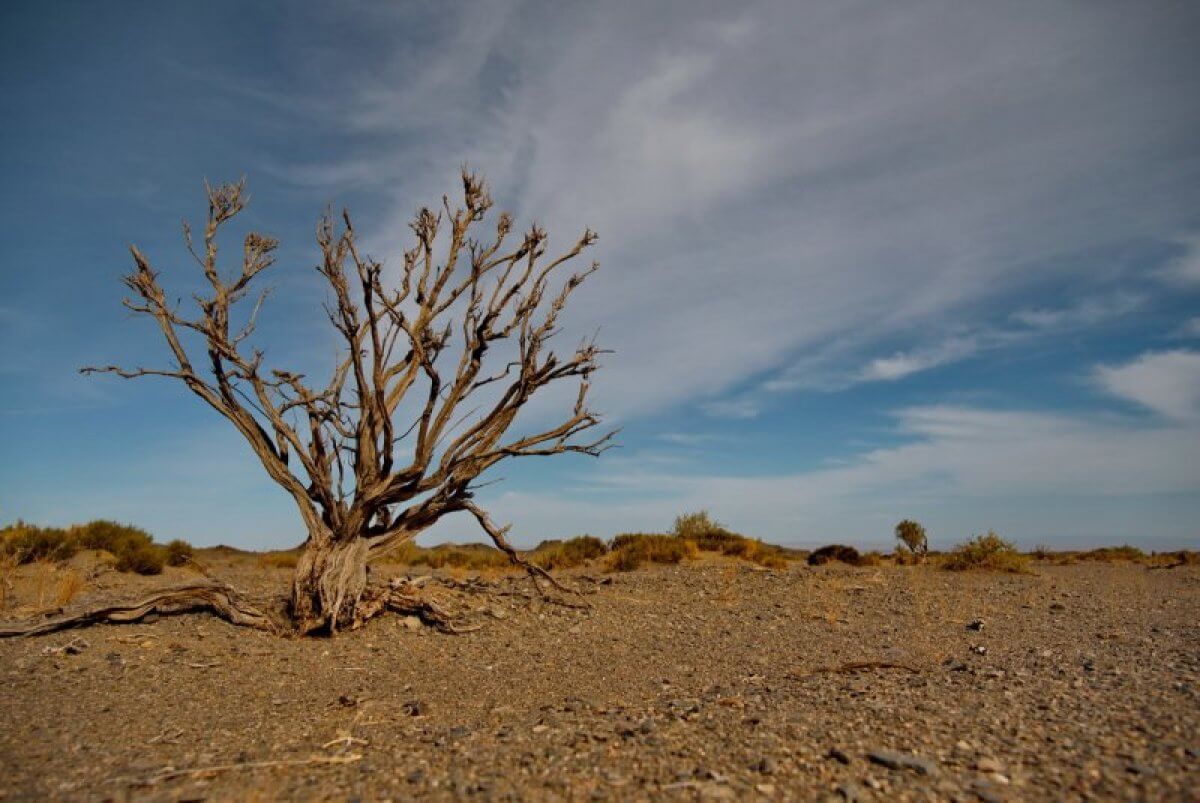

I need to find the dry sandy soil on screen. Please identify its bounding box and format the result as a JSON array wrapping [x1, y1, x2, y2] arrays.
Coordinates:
[[1, 556, 1197, 801]]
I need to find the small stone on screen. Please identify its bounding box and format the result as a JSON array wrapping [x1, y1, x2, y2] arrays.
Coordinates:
[[827, 748, 851, 764], [639, 719, 655, 734], [975, 757, 1002, 773], [402, 700, 425, 717], [406, 769, 425, 784], [866, 749, 937, 775], [401, 616, 422, 631], [755, 782, 776, 795], [966, 619, 984, 631]]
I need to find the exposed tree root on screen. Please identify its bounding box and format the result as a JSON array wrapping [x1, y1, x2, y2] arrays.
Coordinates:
[[0, 577, 486, 638], [0, 581, 279, 638]]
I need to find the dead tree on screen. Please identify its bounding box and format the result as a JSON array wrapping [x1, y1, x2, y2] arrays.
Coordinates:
[[58, 171, 610, 635]]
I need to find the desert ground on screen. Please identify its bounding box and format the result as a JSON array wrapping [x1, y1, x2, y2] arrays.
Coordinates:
[[1, 555, 1197, 801]]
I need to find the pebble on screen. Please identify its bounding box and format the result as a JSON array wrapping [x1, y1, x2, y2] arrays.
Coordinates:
[[827, 747, 851, 765], [866, 749, 937, 775]]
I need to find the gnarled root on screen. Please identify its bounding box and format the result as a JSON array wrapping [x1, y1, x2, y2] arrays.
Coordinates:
[[347, 580, 481, 634], [0, 580, 279, 638]]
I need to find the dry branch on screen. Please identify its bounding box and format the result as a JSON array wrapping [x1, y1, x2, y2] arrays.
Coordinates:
[[79, 170, 612, 634], [0, 581, 277, 638]]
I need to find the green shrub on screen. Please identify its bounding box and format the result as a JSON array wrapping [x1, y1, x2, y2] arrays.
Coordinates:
[[894, 519, 928, 560], [0, 521, 78, 563], [164, 539, 195, 566], [943, 531, 1028, 573], [114, 540, 165, 575], [606, 533, 696, 572], [807, 544, 861, 566]]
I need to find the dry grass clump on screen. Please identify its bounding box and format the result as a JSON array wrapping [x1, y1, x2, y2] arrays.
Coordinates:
[[54, 569, 84, 606], [856, 550, 884, 567], [164, 539, 195, 566], [672, 511, 791, 569], [529, 536, 607, 570], [0, 522, 78, 563], [943, 531, 1029, 573], [607, 534, 698, 572], [0, 550, 18, 609]]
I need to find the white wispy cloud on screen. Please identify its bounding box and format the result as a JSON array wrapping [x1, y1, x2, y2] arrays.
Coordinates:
[[272, 1, 1200, 419], [1095, 349, 1200, 421]]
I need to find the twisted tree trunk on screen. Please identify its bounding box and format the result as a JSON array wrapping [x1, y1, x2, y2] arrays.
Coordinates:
[[289, 534, 369, 634]]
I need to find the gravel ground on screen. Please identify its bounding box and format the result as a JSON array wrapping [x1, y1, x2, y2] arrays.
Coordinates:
[[1, 559, 1197, 801]]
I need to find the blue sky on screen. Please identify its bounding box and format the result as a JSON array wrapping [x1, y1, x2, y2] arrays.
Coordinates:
[[2, 1, 1198, 550]]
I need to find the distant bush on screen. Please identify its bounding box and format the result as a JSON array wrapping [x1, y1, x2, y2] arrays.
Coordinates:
[[672, 511, 790, 569], [529, 536, 607, 570], [943, 531, 1028, 573], [607, 534, 696, 571], [1029, 544, 1054, 560], [164, 539, 195, 566], [807, 544, 861, 566], [1151, 550, 1199, 567], [894, 519, 928, 561], [0, 522, 78, 563], [113, 540, 165, 575], [1077, 545, 1147, 563]]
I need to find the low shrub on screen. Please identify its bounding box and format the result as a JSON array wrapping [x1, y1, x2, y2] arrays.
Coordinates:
[[0, 522, 78, 563], [807, 544, 861, 566], [73, 520, 154, 555], [607, 533, 696, 572], [943, 531, 1028, 573], [1077, 545, 1147, 563], [529, 535, 607, 570], [164, 539, 195, 566], [672, 511, 791, 569], [114, 540, 165, 575]]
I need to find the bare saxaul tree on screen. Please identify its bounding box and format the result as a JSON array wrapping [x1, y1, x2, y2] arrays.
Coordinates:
[[67, 172, 610, 635]]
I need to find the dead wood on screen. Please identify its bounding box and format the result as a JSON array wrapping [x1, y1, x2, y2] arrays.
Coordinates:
[[78, 170, 614, 633], [0, 581, 278, 638]]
